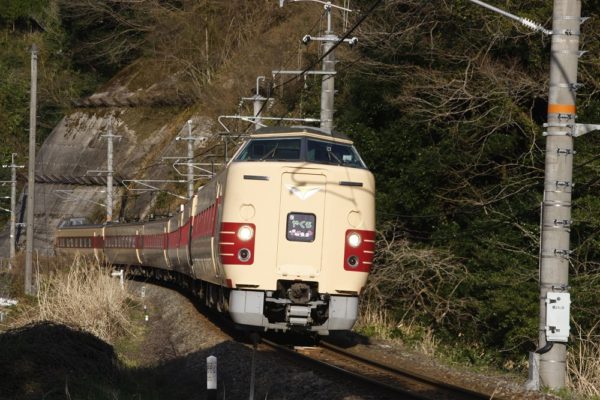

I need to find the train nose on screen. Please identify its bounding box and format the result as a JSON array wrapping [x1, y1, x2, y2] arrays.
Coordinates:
[[276, 171, 326, 276]]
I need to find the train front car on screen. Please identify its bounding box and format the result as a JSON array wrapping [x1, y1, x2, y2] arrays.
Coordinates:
[[221, 127, 375, 334]]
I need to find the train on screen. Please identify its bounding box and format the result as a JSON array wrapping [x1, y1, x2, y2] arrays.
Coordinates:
[[55, 126, 376, 335]]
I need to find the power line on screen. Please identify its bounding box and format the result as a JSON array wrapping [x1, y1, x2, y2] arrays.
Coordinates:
[[246, 0, 383, 132]]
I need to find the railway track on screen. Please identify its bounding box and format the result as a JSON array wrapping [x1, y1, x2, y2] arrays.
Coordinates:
[[260, 338, 493, 400], [130, 278, 542, 400]]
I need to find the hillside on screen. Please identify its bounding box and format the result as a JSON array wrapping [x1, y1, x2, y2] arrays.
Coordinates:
[[0, 1, 326, 253]]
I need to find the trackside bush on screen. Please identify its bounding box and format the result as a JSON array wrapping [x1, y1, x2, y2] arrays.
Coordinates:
[[14, 256, 133, 343]]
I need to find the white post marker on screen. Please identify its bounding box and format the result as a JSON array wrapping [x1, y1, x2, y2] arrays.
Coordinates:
[[111, 269, 124, 290], [207, 355, 217, 399]]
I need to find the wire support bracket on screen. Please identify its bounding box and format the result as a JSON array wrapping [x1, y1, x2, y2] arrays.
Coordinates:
[[543, 122, 600, 137]]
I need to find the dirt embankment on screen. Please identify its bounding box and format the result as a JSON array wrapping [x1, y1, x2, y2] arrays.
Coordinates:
[[0, 282, 386, 400], [0, 281, 559, 400]]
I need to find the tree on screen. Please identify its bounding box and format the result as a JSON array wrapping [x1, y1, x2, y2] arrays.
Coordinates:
[[336, 0, 600, 362]]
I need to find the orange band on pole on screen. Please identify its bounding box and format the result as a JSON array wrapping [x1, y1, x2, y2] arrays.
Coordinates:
[[548, 103, 576, 114]]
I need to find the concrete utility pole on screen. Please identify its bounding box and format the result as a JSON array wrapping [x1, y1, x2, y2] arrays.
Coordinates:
[[101, 116, 121, 222], [538, 0, 584, 389], [2, 154, 25, 267], [279, 0, 357, 133], [25, 44, 38, 296], [469, 0, 600, 390], [319, 4, 337, 133]]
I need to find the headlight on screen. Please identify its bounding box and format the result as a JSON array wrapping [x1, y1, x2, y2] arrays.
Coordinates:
[[347, 232, 362, 248], [237, 225, 254, 241]]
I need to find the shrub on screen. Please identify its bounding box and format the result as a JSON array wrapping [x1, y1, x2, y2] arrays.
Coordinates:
[[12, 255, 133, 343]]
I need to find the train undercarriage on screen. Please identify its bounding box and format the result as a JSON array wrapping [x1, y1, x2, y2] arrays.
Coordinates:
[[120, 264, 358, 335]]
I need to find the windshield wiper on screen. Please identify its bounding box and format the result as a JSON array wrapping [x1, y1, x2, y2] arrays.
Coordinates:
[[259, 144, 279, 161], [327, 148, 343, 165]]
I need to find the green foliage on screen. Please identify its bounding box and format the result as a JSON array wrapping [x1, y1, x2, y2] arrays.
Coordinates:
[[337, 0, 600, 366], [0, 1, 102, 225], [0, 1, 100, 154], [0, 0, 46, 28]]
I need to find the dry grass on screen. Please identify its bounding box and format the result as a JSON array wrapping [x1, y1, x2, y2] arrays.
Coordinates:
[[363, 226, 470, 326], [567, 322, 600, 398], [355, 301, 396, 339], [355, 305, 440, 357], [355, 224, 472, 362], [11, 255, 133, 344]]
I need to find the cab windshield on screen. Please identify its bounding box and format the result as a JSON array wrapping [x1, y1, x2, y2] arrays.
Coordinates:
[[234, 137, 366, 169], [235, 138, 301, 161], [306, 139, 365, 168]]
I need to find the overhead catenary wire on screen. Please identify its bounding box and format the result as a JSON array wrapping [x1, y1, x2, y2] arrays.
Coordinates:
[[114, 13, 333, 186], [248, 8, 326, 103], [113, 1, 382, 209], [245, 0, 383, 132]]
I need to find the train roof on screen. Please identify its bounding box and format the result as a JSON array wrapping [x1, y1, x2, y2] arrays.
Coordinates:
[[253, 126, 352, 142]]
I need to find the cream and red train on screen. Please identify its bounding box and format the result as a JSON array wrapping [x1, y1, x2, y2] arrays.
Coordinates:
[[56, 127, 375, 334]]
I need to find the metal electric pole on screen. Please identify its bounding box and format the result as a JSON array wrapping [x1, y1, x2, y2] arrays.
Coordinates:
[[186, 120, 194, 199], [469, 0, 599, 390], [102, 116, 121, 222], [241, 76, 268, 131], [2, 154, 24, 267], [25, 44, 38, 296], [279, 0, 357, 133], [174, 120, 199, 200]]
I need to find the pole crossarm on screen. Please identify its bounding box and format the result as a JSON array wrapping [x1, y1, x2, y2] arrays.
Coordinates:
[[175, 136, 207, 142], [54, 189, 107, 208], [218, 115, 320, 132], [241, 96, 268, 101], [573, 123, 600, 137], [172, 161, 224, 179], [2, 164, 24, 170], [543, 122, 600, 137], [122, 179, 189, 200], [279, 0, 352, 12], [272, 70, 337, 76]]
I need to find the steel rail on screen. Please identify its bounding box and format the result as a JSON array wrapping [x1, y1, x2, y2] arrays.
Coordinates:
[[261, 338, 492, 400]]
